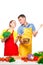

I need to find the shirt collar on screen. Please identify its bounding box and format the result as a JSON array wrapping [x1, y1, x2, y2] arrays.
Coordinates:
[[21, 23, 30, 27]]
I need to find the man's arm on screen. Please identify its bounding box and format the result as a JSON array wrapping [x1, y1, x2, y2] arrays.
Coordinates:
[[32, 24, 43, 37], [33, 31, 38, 37], [30, 24, 37, 37]]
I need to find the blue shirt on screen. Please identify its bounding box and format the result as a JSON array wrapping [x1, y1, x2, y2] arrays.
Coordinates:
[[17, 23, 36, 35]]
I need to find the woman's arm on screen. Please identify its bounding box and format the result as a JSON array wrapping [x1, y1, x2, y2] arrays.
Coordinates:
[[14, 36, 18, 43], [1, 37, 9, 42]]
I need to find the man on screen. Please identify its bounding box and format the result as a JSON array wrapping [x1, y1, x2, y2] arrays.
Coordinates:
[[17, 14, 41, 57], [17, 14, 38, 37]]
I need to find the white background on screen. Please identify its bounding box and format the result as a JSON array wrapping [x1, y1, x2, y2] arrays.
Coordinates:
[[0, 0, 43, 57]]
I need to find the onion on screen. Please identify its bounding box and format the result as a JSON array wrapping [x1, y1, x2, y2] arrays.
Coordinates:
[[28, 54, 34, 60]]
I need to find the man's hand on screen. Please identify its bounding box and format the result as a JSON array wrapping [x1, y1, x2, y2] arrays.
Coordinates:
[[33, 24, 43, 37], [38, 24, 43, 31], [40, 24, 43, 28]]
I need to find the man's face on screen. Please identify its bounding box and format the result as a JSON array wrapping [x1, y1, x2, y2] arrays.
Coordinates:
[[18, 17, 26, 25]]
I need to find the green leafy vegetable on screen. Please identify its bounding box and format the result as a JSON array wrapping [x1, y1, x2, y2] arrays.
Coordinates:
[[9, 57, 15, 62], [38, 58, 43, 64], [2, 31, 11, 38]]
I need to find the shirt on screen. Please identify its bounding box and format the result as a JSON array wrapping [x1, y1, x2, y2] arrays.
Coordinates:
[[17, 23, 36, 35]]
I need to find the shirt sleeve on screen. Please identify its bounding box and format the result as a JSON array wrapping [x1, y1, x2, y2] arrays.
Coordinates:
[[31, 24, 36, 31], [17, 26, 23, 35], [0, 29, 7, 39]]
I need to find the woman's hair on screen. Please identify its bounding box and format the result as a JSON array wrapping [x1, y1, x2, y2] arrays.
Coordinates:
[[9, 20, 15, 27]]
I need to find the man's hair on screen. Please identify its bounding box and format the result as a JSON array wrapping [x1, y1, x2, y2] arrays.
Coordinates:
[[18, 14, 26, 19]]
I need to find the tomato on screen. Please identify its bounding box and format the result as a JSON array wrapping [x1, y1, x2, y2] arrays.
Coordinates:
[[33, 56, 38, 61], [0, 58, 2, 61], [5, 57, 10, 62], [21, 57, 29, 62], [1, 58, 5, 62]]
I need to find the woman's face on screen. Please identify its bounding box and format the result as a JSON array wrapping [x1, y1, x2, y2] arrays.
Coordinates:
[[10, 21, 16, 28]]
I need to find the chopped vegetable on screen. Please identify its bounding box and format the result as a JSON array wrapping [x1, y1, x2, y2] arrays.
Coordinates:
[[9, 57, 15, 62], [38, 58, 43, 64], [21, 57, 29, 62], [33, 52, 43, 57]]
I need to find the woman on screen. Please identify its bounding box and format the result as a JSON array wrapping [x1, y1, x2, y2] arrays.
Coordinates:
[[1, 20, 19, 56]]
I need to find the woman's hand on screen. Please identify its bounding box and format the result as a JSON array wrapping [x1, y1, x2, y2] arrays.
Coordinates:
[[1, 37, 9, 42]]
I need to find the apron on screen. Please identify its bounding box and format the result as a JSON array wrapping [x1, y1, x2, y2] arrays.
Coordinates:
[[19, 28, 32, 57], [4, 31, 19, 56]]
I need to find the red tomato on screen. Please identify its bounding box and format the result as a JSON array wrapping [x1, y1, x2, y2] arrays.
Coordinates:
[[0, 58, 2, 61], [21, 57, 29, 62], [1, 58, 5, 62], [5, 57, 10, 62], [33, 56, 38, 61]]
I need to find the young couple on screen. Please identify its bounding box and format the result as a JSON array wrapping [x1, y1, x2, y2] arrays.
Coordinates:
[[1, 14, 43, 58]]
